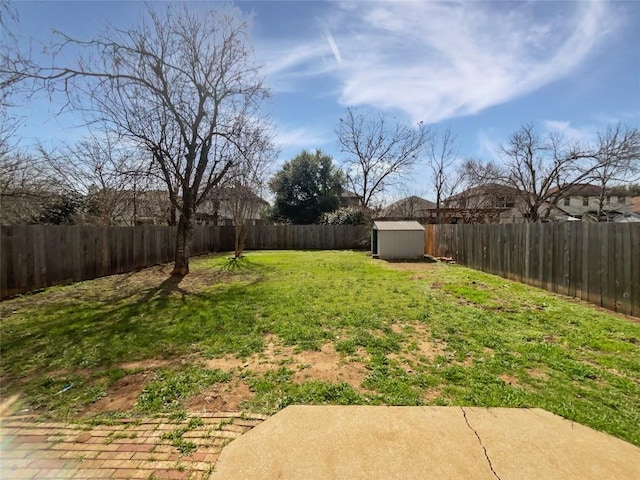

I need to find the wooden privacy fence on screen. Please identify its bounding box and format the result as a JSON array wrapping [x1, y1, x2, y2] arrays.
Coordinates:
[[0, 224, 369, 298], [425, 223, 640, 317]]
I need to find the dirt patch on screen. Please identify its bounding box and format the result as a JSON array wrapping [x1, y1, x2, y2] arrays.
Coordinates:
[[378, 261, 440, 273], [409, 274, 428, 280], [191, 341, 370, 410], [80, 334, 365, 417], [457, 355, 474, 367], [391, 324, 405, 334], [118, 359, 176, 371], [422, 388, 443, 403], [498, 374, 519, 386], [262, 334, 296, 358], [83, 373, 149, 415], [186, 379, 253, 413], [397, 323, 448, 363], [416, 339, 447, 361], [526, 368, 549, 381], [203, 356, 246, 371], [203, 335, 297, 374], [386, 353, 415, 373], [292, 343, 368, 390]]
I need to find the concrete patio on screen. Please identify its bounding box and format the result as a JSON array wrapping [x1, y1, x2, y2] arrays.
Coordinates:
[[212, 406, 640, 480]]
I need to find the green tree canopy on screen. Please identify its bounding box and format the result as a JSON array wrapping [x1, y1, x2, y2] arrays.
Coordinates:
[[269, 150, 344, 224]]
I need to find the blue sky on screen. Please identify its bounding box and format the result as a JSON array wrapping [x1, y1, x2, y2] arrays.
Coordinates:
[[9, 0, 640, 203]]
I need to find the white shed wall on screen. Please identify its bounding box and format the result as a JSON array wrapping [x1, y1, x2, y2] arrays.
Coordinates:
[[378, 230, 425, 259]]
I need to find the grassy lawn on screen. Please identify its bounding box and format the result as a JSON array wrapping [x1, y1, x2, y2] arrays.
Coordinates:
[[1, 250, 639, 446]]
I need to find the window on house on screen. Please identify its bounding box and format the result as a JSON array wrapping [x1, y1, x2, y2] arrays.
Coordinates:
[[496, 196, 514, 208], [563, 197, 570, 206], [582, 196, 589, 207], [606, 196, 611, 204], [618, 195, 626, 204]]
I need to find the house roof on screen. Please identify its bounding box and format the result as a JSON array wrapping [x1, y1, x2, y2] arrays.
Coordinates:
[[552, 183, 601, 197], [550, 183, 630, 197], [380, 196, 436, 217], [445, 183, 522, 202], [340, 188, 359, 199], [208, 186, 270, 207], [613, 212, 640, 223], [373, 220, 425, 231]]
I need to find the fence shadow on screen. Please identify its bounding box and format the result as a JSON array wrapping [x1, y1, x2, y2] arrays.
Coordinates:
[[425, 223, 639, 317], [1, 224, 369, 299]]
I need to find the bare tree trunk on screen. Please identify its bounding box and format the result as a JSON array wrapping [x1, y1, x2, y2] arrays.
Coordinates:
[[234, 222, 246, 258], [132, 182, 138, 226], [172, 213, 193, 276]]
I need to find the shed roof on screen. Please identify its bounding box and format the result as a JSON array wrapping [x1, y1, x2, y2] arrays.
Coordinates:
[[373, 220, 425, 231]]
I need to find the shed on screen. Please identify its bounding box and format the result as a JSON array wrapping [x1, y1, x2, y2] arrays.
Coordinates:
[[372, 221, 425, 260]]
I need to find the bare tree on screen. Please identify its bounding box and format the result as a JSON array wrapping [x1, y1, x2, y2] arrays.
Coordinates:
[[227, 174, 267, 259], [1, 0, 32, 158], [38, 133, 151, 225], [1, 1, 60, 226], [589, 124, 640, 219], [464, 124, 594, 222], [215, 123, 273, 258], [0, 0, 27, 109], [337, 107, 430, 209], [425, 126, 462, 222], [0, 150, 57, 224], [16, 4, 271, 274]]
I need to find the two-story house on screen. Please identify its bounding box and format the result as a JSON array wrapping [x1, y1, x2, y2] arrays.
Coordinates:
[[443, 183, 565, 223], [553, 184, 632, 221]]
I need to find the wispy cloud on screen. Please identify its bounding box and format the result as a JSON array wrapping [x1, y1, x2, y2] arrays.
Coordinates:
[[259, 1, 618, 124], [323, 29, 342, 63], [336, 1, 616, 123], [258, 42, 332, 92], [274, 126, 332, 151], [476, 131, 503, 162], [542, 120, 599, 145]]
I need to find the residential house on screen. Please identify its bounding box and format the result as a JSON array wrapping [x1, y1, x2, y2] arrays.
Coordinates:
[[340, 189, 360, 208], [443, 184, 523, 223], [443, 183, 565, 224], [100, 189, 173, 226], [553, 183, 633, 221], [197, 186, 269, 226], [379, 196, 436, 219]]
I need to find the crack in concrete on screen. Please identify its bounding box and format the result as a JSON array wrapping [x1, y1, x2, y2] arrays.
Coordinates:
[[461, 407, 502, 480]]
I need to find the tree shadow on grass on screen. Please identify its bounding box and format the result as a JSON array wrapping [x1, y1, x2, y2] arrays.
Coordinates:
[[1, 270, 270, 382], [220, 255, 268, 272]]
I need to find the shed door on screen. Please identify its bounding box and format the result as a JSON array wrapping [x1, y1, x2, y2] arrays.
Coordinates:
[[372, 229, 378, 255]]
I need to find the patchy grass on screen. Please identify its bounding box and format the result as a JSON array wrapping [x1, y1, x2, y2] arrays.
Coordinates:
[[135, 367, 231, 414], [1, 250, 639, 446], [241, 367, 366, 412]]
